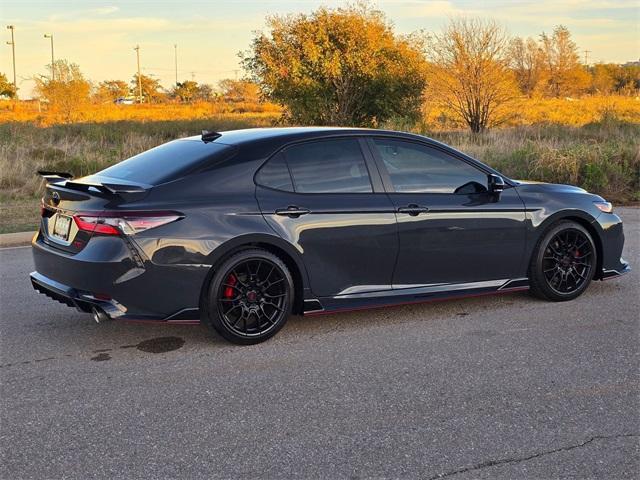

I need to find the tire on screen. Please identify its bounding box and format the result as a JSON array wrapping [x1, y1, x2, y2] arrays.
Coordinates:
[[204, 248, 294, 345], [529, 220, 597, 302]]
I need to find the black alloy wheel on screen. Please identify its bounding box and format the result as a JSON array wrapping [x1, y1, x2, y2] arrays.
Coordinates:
[[530, 220, 597, 301], [205, 249, 293, 344]]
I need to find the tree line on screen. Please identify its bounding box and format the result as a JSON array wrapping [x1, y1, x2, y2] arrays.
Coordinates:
[[1, 4, 638, 132], [0, 64, 263, 123], [91, 76, 261, 104], [0, 66, 260, 105], [243, 5, 638, 132]]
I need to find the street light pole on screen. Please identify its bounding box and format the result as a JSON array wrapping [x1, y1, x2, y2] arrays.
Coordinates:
[[134, 45, 142, 103], [174, 44, 178, 88], [44, 33, 55, 81], [6, 25, 16, 90]]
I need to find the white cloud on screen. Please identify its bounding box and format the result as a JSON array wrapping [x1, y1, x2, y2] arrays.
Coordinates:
[[383, 0, 638, 28], [14, 15, 256, 36], [92, 6, 119, 16], [384, 0, 480, 18]]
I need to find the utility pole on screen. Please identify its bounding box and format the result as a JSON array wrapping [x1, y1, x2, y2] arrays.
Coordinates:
[[174, 44, 178, 88], [583, 50, 591, 66], [6, 25, 16, 90], [134, 45, 142, 102], [44, 33, 55, 81], [190, 71, 195, 81], [233, 69, 239, 81]]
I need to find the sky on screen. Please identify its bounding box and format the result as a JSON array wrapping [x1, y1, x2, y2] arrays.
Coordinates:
[[2, 0, 639, 98]]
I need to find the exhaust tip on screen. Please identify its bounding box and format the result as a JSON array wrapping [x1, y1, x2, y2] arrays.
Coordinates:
[[91, 307, 110, 324]]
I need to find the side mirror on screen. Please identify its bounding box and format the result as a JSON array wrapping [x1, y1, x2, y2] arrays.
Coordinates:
[[488, 174, 505, 195]]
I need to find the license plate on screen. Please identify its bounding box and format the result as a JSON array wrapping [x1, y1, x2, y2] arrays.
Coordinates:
[[52, 214, 72, 242]]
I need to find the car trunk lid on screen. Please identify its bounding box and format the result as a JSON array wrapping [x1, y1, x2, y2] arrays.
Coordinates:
[[39, 172, 150, 254]]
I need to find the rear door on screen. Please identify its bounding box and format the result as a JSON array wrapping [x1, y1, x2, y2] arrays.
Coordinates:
[[366, 137, 526, 287], [255, 137, 398, 297]]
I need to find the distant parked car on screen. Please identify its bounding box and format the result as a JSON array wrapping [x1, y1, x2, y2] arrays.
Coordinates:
[[114, 97, 135, 105], [31, 128, 629, 344]]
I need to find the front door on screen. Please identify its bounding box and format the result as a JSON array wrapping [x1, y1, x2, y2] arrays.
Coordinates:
[[366, 137, 526, 288], [256, 137, 398, 297]]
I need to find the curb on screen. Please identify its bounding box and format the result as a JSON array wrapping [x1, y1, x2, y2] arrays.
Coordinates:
[[0, 231, 35, 248]]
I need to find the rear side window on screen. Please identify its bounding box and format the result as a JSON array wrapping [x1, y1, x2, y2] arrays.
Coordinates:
[[97, 139, 233, 185], [255, 153, 294, 191], [284, 138, 372, 193]]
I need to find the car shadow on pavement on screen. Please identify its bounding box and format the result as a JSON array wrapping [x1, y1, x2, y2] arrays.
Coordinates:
[[7, 277, 628, 367]]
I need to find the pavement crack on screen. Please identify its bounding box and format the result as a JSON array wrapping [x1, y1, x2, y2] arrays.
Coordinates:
[[34, 356, 56, 362], [427, 433, 640, 479]]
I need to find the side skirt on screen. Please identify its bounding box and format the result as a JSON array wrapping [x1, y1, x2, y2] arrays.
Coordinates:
[[303, 278, 530, 316]]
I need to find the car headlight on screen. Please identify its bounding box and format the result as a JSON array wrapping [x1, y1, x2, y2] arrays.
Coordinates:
[[594, 201, 613, 213]]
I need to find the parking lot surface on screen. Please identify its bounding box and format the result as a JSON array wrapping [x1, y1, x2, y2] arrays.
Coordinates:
[[1, 208, 638, 479]]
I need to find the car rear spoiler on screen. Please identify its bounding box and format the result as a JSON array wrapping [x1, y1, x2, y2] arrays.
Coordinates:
[[39, 171, 148, 199], [63, 180, 148, 196], [37, 170, 73, 183]]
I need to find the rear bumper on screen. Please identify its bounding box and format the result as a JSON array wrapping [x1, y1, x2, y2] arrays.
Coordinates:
[[30, 271, 200, 321], [31, 231, 205, 321], [30, 271, 128, 318]]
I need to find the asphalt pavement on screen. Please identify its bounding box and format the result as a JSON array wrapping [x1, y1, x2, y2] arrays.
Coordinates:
[[1, 208, 639, 479]]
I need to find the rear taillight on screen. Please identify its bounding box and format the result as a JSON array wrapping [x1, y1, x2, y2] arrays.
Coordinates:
[[117, 215, 182, 235], [74, 216, 120, 235], [73, 212, 182, 236]]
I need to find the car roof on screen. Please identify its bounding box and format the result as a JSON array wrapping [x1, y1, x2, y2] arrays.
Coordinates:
[[181, 126, 431, 147], [175, 127, 507, 181]]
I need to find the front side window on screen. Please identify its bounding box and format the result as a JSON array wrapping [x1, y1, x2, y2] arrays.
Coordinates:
[[284, 139, 372, 193], [372, 138, 488, 194]]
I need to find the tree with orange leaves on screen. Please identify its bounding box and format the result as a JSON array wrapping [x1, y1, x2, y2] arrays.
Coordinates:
[[242, 4, 427, 127]]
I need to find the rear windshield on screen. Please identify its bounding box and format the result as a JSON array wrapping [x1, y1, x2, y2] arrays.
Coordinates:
[[97, 139, 233, 185]]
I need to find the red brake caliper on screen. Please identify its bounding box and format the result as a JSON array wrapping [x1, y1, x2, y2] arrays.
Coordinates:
[[224, 273, 237, 298]]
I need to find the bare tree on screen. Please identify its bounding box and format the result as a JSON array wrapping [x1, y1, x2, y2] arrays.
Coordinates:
[[218, 79, 260, 103], [540, 25, 590, 97], [509, 36, 546, 96], [427, 18, 518, 133]]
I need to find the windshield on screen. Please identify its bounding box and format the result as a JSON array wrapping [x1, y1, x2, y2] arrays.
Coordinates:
[[97, 139, 233, 185]]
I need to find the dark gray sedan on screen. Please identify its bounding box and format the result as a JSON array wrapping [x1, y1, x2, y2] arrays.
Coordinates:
[[31, 127, 629, 344]]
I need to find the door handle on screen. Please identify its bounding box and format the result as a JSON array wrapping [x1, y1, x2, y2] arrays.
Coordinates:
[[275, 206, 310, 218], [397, 204, 429, 216]]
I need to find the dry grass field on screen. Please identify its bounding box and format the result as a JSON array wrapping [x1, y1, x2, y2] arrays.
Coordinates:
[[0, 100, 281, 126], [0, 96, 638, 233], [422, 95, 640, 129]]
